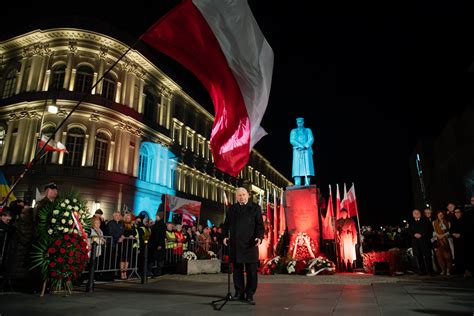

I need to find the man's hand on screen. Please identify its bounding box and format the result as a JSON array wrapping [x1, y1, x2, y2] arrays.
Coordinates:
[[255, 238, 262, 246], [223, 238, 229, 246], [414, 233, 422, 239], [452, 233, 460, 238]]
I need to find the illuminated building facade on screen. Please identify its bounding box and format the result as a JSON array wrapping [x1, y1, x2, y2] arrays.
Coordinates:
[[0, 28, 291, 224]]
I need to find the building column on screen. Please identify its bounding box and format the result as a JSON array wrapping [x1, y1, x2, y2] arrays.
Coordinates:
[[15, 58, 27, 95], [113, 128, 123, 173], [127, 74, 136, 110], [11, 119, 28, 164], [26, 55, 42, 92], [64, 51, 75, 90], [51, 124, 63, 164], [115, 82, 122, 103], [96, 58, 105, 95], [58, 130, 67, 164], [108, 140, 115, 171], [132, 134, 141, 177], [85, 118, 97, 167], [82, 134, 89, 167], [91, 72, 98, 94], [137, 78, 144, 114], [68, 69, 77, 91], [42, 69, 51, 91], [36, 53, 50, 91], [23, 117, 38, 164], [1, 120, 15, 166], [120, 132, 131, 174]]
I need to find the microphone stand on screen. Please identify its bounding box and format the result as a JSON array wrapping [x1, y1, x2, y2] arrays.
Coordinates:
[[211, 227, 233, 311]]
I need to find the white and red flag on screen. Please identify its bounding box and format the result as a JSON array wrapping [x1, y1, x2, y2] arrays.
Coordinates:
[[279, 189, 286, 235], [321, 185, 335, 240], [345, 183, 359, 218], [39, 135, 68, 153], [335, 183, 341, 220], [141, 0, 273, 176]]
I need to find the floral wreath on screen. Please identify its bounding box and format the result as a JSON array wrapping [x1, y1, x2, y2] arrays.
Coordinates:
[[31, 194, 90, 294], [290, 232, 316, 260], [183, 251, 197, 260], [306, 256, 336, 276]]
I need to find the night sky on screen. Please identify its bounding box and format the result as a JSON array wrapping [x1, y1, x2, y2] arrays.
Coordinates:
[[2, 1, 474, 226]]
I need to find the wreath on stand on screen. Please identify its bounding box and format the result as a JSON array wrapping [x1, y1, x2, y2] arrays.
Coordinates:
[[30, 194, 90, 296]]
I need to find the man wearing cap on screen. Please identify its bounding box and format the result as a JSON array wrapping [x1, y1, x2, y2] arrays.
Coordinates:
[[33, 182, 58, 226], [290, 117, 315, 186]]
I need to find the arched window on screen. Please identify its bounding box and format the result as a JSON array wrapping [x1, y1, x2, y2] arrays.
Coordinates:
[[138, 146, 149, 181], [101, 73, 116, 101], [93, 132, 109, 170], [144, 94, 156, 122], [74, 66, 93, 93], [64, 127, 85, 167], [39, 126, 55, 164], [2, 68, 17, 99], [50, 65, 66, 90]]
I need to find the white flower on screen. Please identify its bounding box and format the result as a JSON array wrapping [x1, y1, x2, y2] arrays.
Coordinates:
[[51, 218, 56, 224], [61, 203, 66, 208], [74, 229, 78, 234], [64, 211, 69, 217], [67, 205, 72, 210], [68, 220, 73, 225], [61, 219, 66, 224], [53, 210, 59, 215], [74, 206, 79, 211], [72, 198, 77, 203], [182, 251, 197, 260], [47, 229, 53, 235], [63, 228, 69, 233], [58, 226, 63, 230], [65, 199, 70, 204]]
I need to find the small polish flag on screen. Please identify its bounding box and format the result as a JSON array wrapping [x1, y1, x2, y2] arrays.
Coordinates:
[[39, 135, 68, 153]]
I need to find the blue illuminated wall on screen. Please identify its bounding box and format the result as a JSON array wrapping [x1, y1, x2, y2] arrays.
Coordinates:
[[133, 142, 176, 215]]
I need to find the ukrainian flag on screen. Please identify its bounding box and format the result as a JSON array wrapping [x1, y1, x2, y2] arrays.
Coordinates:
[[0, 170, 16, 204]]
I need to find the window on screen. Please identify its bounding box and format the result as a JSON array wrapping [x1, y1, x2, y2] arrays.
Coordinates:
[[93, 132, 109, 170], [39, 126, 55, 164], [138, 146, 149, 181], [2, 69, 17, 99], [144, 94, 156, 122], [50, 65, 66, 90], [64, 127, 85, 167], [101, 74, 116, 101], [74, 66, 93, 93]]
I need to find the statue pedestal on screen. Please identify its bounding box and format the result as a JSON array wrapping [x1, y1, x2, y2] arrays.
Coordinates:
[[284, 185, 320, 258]]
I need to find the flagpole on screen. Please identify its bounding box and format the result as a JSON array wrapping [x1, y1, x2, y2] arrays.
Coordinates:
[[0, 38, 141, 206], [352, 182, 363, 254]]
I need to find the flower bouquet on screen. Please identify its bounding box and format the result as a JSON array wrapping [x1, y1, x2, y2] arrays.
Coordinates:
[[207, 251, 218, 260], [31, 194, 90, 295], [183, 251, 197, 260], [306, 256, 336, 276], [260, 256, 286, 275]]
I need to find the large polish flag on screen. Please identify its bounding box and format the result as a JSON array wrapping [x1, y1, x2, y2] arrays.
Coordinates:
[[335, 183, 341, 220], [141, 0, 273, 176]]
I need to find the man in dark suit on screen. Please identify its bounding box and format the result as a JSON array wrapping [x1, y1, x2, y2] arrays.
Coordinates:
[[148, 211, 166, 277], [223, 187, 264, 305], [408, 209, 434, 275]]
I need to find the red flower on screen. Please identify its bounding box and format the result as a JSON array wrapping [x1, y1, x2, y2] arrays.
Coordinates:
[[51, 271, 57, 277], [64, 235, 70, 241], [57, 257, 64, 263], [48, 247, 56, 254], [69, 251, 74, 257], [54, 240, 62, 246], [60, 248, 66, 254], [66, 242, 71, 247], [76, 244, 81, 249], [68, 258, 74, 264], [71, 238, 77, 243], [49, 262, 56, 268]]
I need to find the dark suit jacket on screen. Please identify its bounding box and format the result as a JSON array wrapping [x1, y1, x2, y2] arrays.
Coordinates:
[[223, 201, 264, 263]]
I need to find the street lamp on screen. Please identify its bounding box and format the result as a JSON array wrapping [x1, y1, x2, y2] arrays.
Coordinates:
[[47, 99, 58, 114]]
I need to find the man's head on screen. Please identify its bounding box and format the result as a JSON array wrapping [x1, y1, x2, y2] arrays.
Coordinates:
[[44, 182, 58, 201], [235, 187, 250, 205], [340, 208, 348, 219], [0, 210, 13, 225], [112, 210, 122, 222], [470, 196, 474, 206], [166, 223, 174, 231], [446, 202, 456, 213], [423, 207, 432, 219], [296, 117, 304, 127], [412, 209, 421, 220], [454, 208, 463, 219], [156, 211, 164, 222]]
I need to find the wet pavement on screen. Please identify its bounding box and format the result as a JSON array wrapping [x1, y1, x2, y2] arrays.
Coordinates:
[[1, 273, 473, 315]]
